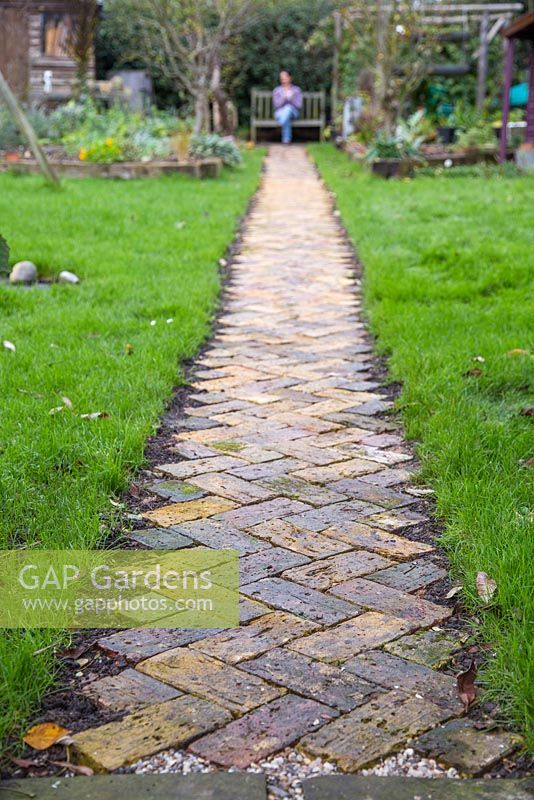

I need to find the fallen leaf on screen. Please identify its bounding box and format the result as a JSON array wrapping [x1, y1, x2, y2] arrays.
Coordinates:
[[50, 760, 93, 776], [446, 586, 463, 599], [17, 388, 44, 399], [23, 722, 71, 751], [3, 340, 16, 352], [174, 220, 186, 230], [125, 343, 134, 355], [466, 368, 483, 378], [457, 658, 477, 711], [61, 396, 73, 409], [7, 754, 41, 769], [76, 657, 90, 667], [49, 406, 65, 415], [519, 406, 534, 417], [507, 349, 529, 357], [476, 571, 497, 603], [520, 456, 534, 468], [472, 356, 485, 363], [130, 483, 141, 498], [80, 411, 110, 420], [219, 258, 228, 267], [59, 643, 90, 660]]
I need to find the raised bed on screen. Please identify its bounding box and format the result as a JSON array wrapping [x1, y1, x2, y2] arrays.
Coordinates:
[[0, 157, 222, 179]]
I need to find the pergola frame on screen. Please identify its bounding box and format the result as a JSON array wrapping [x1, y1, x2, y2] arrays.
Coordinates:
[[334, 1, 525, 121]]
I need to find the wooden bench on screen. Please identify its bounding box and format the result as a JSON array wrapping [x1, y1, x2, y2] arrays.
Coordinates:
[[251, 89, 326, 143]]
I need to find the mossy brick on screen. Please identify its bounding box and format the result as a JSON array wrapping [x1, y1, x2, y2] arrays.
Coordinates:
[[72, 695, 231, 771], [138, 647, 283, 713]]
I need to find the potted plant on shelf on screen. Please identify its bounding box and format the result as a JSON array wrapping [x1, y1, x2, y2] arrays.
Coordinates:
[[367, 110, 426, 178], [437, 112, 457, 145]]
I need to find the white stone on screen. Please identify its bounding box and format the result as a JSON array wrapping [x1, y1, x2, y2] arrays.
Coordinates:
[[9, 261, 37, 284], [58, 271, 80, 284]]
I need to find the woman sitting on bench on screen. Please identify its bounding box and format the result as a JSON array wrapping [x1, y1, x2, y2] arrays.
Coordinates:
[[273, 70, 303, 145]]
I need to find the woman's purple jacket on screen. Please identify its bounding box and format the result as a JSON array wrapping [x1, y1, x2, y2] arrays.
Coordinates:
[[272, 85, 303, 112]]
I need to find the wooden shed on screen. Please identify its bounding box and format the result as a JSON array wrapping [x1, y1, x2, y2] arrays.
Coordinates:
[[500, 11, 534, 161], [0, 1, 96, 102]]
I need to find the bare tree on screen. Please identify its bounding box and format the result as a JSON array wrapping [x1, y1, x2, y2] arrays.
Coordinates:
[[66, 0, 100, 96], [105, 0, 256, 133], [341, 1, 438, 134]]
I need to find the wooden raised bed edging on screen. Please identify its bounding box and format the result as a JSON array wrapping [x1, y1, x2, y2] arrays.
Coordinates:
[[0, 157, 223, 179]]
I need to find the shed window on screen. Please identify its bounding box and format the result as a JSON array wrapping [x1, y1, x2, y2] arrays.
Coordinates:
[[41, 13, 72, 57]]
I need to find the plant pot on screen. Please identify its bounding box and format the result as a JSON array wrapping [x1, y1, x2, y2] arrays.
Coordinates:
[[371, 158, 413, 179], [437, 126, 457, 145], [516, 146, 534, 172]]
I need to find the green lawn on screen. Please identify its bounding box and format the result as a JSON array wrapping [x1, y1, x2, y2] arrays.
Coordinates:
[[310, 144, 534, 748], [0, 153, 263, 750]]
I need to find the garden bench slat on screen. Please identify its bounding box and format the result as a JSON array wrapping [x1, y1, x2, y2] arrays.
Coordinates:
[[251, 89, 325, 143]]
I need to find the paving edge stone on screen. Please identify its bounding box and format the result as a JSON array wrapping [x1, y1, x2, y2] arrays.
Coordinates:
[[0, 773, 267, 800], [301, 776, 534, 800]]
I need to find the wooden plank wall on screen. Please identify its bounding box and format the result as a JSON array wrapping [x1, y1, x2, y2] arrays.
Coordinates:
[[0, 8, 30, 97]]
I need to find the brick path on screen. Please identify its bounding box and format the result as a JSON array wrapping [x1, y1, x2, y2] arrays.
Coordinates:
[[72, 147, 518, 776]]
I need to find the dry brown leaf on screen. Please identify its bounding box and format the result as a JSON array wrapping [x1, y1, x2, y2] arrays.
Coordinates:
[[519, 406, 534, 417], [457, 658, 477, 711], [507, 349, 529, 357], [50, 760, 94, 776], [80, 411, 110, 420], [476, 571, 497, 603], [446, 586, 462, 599], [23, 722, 71, 751], [466, 368, 483, 378]]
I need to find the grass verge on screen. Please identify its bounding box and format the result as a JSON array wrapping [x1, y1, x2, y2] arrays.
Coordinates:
[[0, 152, 264, 750], [310, 144, 534, 748]]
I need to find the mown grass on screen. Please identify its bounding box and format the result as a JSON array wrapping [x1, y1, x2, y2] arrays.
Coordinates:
[[310, 144, 534, 748], [0, 152, 264, 751]]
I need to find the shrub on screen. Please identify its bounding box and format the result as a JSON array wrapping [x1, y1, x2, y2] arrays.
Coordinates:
[[188, 134, 242, 166], [455, 122, 496, 151]]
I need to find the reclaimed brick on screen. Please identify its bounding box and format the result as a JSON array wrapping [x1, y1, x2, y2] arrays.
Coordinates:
[[320, 522, 434, 560], [239, 547, 310, 584], [282, 550, 394, 591], [384, 629, 467, 669], [174, 519, 269, 555], [215, 498, 312, 529], [299, 690, 455, 771], [191, 611, 319, 664], [138, 648, 283, 713], [249, 519, 351, 558], [73, 695, 231, 771], [156, 456, 243, 479], [241, 648, 379, 712], [97, 628, 219, 663], [227, 458, 308, 481], [414, 719, 522, 775], [143, 497, 237, 527], [368, 559, 447, 592], [257, 475, 347, 507], [189, 694, 338, 768], [326, 479, 415, 509], [330, 578, 452, 627], [366, 510, 427, 531], [293, 459, 384, 484], [147, 480, 207, 503], [188, 472, 273, 504], [242, 578, 360, 625], [343, 650, 462, 711], [284, 502, 383, 533], [358, 467, 414, 487], [288, 612, 412, 663], [127, 527, 193, 550], [82, 668, 181, 712]]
